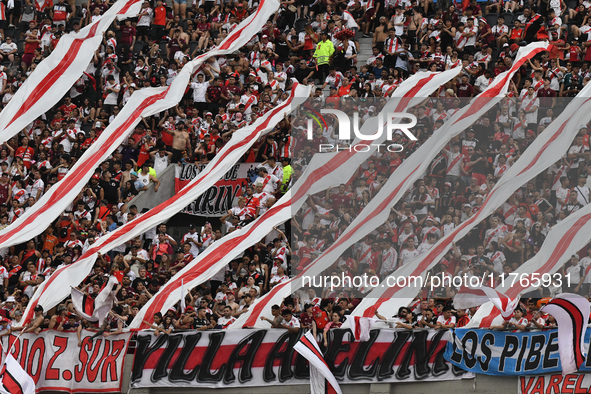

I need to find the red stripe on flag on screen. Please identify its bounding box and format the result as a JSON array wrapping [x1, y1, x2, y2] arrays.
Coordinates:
[[2, 370, 24, 394], [548, 298, 585, 368]]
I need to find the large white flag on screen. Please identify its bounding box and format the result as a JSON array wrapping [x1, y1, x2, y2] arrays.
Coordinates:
[[71, 276, 119, 326], [540, 293, 590, 374]]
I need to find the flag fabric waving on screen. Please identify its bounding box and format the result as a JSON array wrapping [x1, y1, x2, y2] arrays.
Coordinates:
[[0, 0, 280, 252], [71, 276, 119, 326], [0, 0, 142, 145], [344, 316, 378, 342], [0, 354, 35, 394], [293, 331, 343, 394], [233, 42, 547, 329], [22, 80, 307, 324], [453, 284, 520, 321], [350, 68, 591, 322], [129, 71, 459, 329], [540, 293, 590, 374]]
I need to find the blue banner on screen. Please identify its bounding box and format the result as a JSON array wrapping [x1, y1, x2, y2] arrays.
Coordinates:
[[445, 328, 591, 375]]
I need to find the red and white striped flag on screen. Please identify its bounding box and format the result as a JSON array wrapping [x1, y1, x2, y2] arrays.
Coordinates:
[[0, 0, 142, 144], [0, 354, 35, 394], [22, 79, 307, 324], [0, 0, 280, 250], [453, 284, 519, 321], [540, 293, 589, 374], [470, 204, 591, 328], [351, 61, 591, 322], [71, 276, 118, 326], [293, 331, 342, 394], [128, 71, 460, 329], [233, 42, 548, 329]]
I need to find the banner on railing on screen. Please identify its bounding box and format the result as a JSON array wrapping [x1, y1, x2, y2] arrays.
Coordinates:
[[3, 330, 132, 394], [130, 328, 472, 389], [445, 328, 591, 376], [174, 163, 261, 216], [519, 374, 591, 394]]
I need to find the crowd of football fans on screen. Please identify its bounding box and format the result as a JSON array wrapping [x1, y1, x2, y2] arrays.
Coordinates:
[[0, 0, 588, 335]]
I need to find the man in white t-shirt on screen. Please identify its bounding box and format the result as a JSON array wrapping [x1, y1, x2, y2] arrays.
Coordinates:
[[280, 309, 300, 333], [181, 224, 202, 256], [435, 307, 456, 328]]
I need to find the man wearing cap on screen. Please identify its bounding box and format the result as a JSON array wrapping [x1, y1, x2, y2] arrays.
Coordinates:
[[182, 224, 202, 257], [420, 216, 442, 242], [0, 296, 15, 319], [313, 31, 334, 82], [23, 305, 44, 334]]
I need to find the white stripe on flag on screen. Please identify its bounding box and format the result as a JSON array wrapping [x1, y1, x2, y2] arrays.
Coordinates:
[[453, 285, 519, 321]]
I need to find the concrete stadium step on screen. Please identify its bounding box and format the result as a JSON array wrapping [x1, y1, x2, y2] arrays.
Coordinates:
[[356, 37, 374, 67]]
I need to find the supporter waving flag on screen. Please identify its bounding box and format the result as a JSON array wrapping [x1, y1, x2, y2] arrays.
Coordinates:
[[293, 331, 342, 394], [70, 275, 118, 326], [540, 293, 590, 374]]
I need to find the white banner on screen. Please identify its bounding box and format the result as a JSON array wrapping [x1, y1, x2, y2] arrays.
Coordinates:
[[21, 0, 290, 324], [3, 330, 132, 393]]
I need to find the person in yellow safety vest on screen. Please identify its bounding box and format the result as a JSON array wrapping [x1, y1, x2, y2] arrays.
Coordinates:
[[313, 31, 334, 83], [280, 157, 292, 194]]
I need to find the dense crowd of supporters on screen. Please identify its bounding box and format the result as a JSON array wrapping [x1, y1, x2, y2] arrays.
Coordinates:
[[0, 0, 587, 335]]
